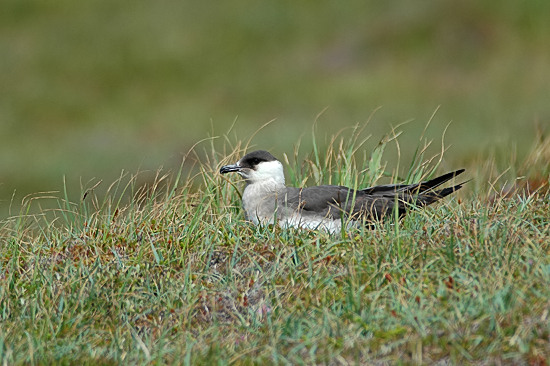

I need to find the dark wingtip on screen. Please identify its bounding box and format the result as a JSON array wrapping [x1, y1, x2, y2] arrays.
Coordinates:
[[439, 168, 466, 181], [453, 169, 466, 177], [438, 182, 465, 196], [416, 169, 467, 192], [413, 171, 468, 206], [418, 180, 467, 206]]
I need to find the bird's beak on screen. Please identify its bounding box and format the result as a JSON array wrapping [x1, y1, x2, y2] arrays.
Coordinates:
[[220, 163, 241, 174]]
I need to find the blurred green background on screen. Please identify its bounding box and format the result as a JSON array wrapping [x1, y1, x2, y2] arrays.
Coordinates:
[[1, 0, 549, 216]]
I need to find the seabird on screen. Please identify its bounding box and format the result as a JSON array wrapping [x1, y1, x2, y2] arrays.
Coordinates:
[[220, 150, 465, 232]]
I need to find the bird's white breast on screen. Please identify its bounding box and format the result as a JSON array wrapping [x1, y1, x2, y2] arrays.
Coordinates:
[[242, 179, 285, 225]]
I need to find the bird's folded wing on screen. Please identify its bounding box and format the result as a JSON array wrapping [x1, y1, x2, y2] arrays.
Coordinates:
[[280, 185, 395, 220]]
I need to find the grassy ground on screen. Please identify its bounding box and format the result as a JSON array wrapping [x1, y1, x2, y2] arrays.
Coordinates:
[[1, 129, 548, 364]]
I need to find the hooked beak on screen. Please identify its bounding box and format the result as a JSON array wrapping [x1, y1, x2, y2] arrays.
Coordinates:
[[220, 163, 241, 174]]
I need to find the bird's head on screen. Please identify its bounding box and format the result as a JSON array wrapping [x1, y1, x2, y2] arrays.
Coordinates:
[[220, 150, 285, 185]]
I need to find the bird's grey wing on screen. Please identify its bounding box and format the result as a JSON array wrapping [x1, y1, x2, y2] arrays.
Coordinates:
[[279, 185, 354, 219], [360, 183, 414, 195], [279, 185, 404, 221], [280, 185, 395, 221]]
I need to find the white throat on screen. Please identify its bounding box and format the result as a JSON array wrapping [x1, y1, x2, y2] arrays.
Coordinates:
[[243, 160, 285, 187]]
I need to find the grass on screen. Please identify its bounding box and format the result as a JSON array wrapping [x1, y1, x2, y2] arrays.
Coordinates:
[[1, 127, 549, 364]]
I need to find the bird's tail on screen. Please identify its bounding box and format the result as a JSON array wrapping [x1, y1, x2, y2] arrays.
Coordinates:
[[401, 169, 466, 207], [415, 181, 466, 207], [411, 169, 465, 194]]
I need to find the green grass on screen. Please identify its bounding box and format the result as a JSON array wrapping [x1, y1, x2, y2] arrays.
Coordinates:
[[1, 128, 549, 364]]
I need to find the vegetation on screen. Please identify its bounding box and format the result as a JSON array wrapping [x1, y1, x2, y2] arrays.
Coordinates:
[[2, 1, 549, 363], [1, 128, 548, 364]]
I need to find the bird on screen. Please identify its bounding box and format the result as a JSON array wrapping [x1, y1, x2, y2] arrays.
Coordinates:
[[220, 150, 466, 232]]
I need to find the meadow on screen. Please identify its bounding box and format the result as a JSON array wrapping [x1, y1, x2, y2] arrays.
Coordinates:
[[0, 127, 548, 364], [1, 1, 550, 364]]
